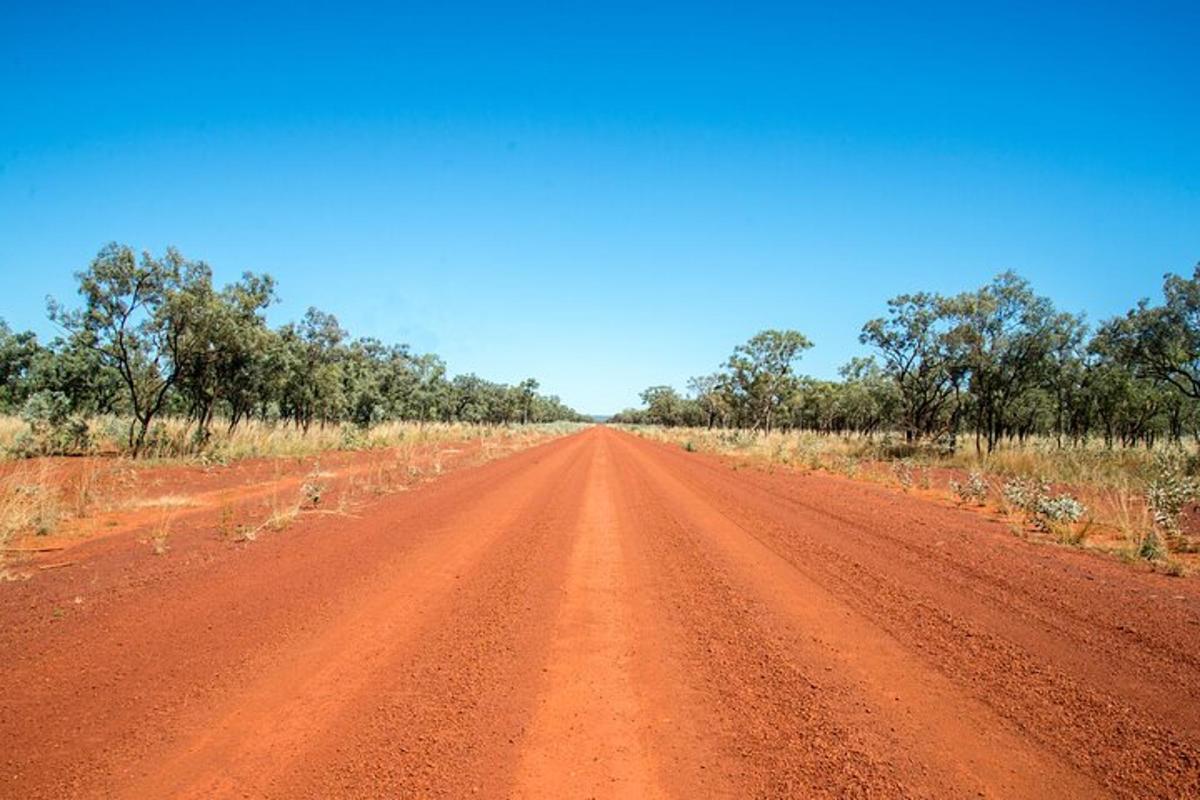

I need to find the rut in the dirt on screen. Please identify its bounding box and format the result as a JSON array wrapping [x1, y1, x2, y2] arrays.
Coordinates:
[[2, 427, 1199, 799]]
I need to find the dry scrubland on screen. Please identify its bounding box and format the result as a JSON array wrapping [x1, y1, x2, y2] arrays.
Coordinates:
[[0, 417, 584, 555], [621, 425, 1198, 574]]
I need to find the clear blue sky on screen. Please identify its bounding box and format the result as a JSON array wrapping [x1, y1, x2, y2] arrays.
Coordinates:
[[1, 1, 1196, 414]]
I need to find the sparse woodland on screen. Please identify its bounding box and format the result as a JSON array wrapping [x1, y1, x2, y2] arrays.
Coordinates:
[[0, 243, 588, 459], [613, 267, 1200, 454]]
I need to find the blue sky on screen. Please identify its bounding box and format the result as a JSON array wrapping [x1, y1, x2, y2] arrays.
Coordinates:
[[1, 1, 1196, 414]]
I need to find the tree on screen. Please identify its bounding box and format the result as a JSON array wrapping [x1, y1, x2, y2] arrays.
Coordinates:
[[277, 308, 348, 431], [860, 293, 960, 444], [639, 385, 688, 426], [836, 357, 901, 435], [29, 334, 123, 416], [1103, 264, 1200, 400], [724, 329, 812, 432], [49, 243, 211, 456], [174, 271, 277, 443], [687, 373, 728, 429], [0, 320, 41, 412], [943, 272, 1061, 454], [518, 378, 540, 424]]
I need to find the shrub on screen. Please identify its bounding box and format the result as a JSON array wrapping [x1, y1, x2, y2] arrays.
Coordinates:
[[1001, 475, 1086, 535], [13, 391, 89, 457], [1145, 449, 1196, 545], [1001, 476, 1048, 514], [950, 471, 988, 505], [1032, 494, 1087, 533], [301, 479, 326, 507]]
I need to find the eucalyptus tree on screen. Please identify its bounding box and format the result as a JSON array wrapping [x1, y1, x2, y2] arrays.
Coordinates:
[[174, 271, 277, 443], [860, 292, 960, 444], [836, 357, 901, 436], [1102, 264, 1200, 400], [0, 320, 41, 411], [724, 329, 812, 432], [49, 243, 214, 455], [29, 334, 123, 416], [517, 378, 540, 424], [639, 385, 689, 427], [277, 308, 348, 431], [943, 272, 1063, 454], [687, 373, 728, 429]]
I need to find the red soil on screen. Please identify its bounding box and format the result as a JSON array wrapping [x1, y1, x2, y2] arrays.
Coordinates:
[[1, 439, 497, 556], [1, 427, 1198, 798]]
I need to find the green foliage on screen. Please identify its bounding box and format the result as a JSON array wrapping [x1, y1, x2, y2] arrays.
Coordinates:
[[1144, 449, 1197, 542], [1000, 476, 1086, 533], [724, 329, 812, 432], [0, 321, 41, 411], [620, 263, 1200, 477], [1102, 265, 1200, 400], [950, 471, 989, 505], [14, 390, 89, 456], [0, 242, 586, 459]]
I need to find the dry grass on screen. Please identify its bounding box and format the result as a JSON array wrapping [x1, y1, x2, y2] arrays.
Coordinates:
[[0, 414, 586, 463], [0, 419, 583, 552], [622, 425, 1197, 571], [1, 461, 62, 546], [622, 426, 1174, 490]]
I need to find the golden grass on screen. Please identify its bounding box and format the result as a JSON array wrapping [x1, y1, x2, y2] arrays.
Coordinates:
[[620, 425, 1173, 490], [0, 418, 583, 555], [0, 461, 61, 546], [0, 414, 586, 463], [620, 424, 1197, 571]]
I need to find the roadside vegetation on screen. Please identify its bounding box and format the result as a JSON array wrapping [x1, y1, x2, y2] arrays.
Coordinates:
[[1, 422, 573, 556], [0, 243, 588, 556], [0, 242, 589, 463], [613, 266, 1200, 573]]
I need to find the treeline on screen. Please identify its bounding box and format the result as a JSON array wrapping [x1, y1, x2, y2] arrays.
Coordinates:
[[0, 243, 587, 455], [611, 267, 1200, 453]]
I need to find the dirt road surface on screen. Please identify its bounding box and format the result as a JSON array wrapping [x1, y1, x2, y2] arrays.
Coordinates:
[[3, 427, 1199, 798]]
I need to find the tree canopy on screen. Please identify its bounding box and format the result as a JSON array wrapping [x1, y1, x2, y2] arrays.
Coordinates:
[[3, 242, 587, 455], [614, 264, 1200, 452]]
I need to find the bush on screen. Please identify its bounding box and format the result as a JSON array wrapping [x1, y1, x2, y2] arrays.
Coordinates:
[[950, 471, 988, 505], [1033, 494, 1086, 532], [1002, 476, 1048, 514], [1145, 449, 1196, 544], [1002, 476, 1086, 534], [13, 391, 89, 457]]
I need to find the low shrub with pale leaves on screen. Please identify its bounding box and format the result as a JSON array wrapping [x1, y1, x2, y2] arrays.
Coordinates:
[[950, 471, 988, 505]]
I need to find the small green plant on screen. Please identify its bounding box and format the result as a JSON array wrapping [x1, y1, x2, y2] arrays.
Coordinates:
[[682, 440, 696, 453], [891, 459, 914, 491], [1001, 475, 1086, 536], [916, 466, 932, 491], [1002, 476, 1047, 514], [1032, 494, 1087, 533], [1145, 449, 1196, 547], [950, 471, 988, 505], [13, 391, 89, 457], [301, 464, 328, 507], [339, 425, 369, 451]]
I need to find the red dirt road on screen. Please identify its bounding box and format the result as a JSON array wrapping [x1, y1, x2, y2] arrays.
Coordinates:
[[3, 427, 1200, 798]]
